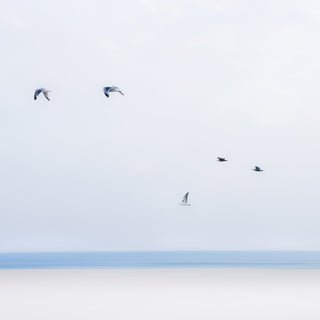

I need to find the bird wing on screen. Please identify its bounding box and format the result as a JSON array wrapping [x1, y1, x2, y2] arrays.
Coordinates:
[[103, 87, 111, 97], [107, 87, 124, 95], [34, 89, 42, 100], [183, 192, 189, 203], [43, 91, 50, 101]]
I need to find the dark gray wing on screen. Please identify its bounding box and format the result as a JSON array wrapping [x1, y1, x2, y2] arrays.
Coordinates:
[[43, 91, 50, 101], [34, 89, 43, 100], [103, 87, 111, 98]]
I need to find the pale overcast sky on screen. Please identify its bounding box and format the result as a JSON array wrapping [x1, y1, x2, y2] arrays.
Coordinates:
[[1, 0, 320, 252]]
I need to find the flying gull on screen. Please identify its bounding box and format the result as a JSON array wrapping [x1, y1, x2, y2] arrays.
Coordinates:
[[253, 166, 263, 172], [103, 86, 124, 98], [217, 157, 227, 162], [34, 88, 51, 101], [180, 192, 191, 206]]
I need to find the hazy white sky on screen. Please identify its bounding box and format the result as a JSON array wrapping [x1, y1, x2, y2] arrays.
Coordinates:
[[1, 0, 320, 252]]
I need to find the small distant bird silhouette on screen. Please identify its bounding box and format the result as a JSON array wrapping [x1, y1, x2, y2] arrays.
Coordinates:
[[253, 166, 263, 172], [34, 88, 51, 101], [217, 157, 227, 162], [180, 192, 191, 206], [103, 86, 124, 98]]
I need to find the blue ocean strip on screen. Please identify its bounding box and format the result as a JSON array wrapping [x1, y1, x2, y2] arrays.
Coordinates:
[[1, 251, 320, 269]]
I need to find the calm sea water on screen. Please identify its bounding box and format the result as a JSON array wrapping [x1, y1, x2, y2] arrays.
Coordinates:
[[1, 251, 320, 269]]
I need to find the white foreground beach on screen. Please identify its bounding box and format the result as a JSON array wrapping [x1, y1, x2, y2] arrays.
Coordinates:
[[0, 268, 320, 320]]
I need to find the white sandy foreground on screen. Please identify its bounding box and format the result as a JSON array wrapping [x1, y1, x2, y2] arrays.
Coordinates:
[[0, 268, 320, 320]]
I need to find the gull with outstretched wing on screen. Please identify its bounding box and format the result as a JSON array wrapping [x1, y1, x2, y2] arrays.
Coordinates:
[[103, 86, 124, 98], [34, 88, 51, 101], [180, 192, 191, 206]]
